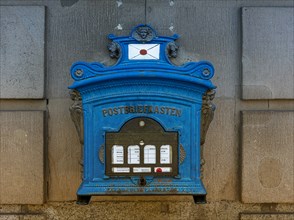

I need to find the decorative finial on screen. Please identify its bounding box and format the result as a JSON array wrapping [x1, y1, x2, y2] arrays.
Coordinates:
[[107, 42, 121, 59], [132, 25, 155, 42]]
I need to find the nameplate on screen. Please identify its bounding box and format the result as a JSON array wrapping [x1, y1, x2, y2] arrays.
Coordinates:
[[102, 105, 182, 117]]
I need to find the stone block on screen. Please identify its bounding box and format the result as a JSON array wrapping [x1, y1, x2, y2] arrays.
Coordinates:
[[0, 215, 45, 220], [47, 99, 81, 201], [242, 7, 294, 99], [0, 6, 45, 99], [0, 205, 21, 213], [240, 213, 294, 220], [241, 111, 294, 203], [0, 111, 44, 204], [0, 216, 18, 220]]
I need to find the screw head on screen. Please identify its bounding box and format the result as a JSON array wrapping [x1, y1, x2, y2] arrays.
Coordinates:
[[202, 68, 210, 77], [139, 120, 145, 127], [75, 69, 83, 77]]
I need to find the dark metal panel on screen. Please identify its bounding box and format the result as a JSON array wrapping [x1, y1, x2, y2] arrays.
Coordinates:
[[105, 117, 179, 177]]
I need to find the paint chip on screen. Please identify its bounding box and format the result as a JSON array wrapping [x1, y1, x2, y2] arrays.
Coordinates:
[[60, 0, 79, 7], [116, 0, 123, 7], [169, 23, 174, 32], [115, 24, 123, 30]]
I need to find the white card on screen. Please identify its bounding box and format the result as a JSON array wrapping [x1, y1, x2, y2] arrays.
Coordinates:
[[128, 145, 140, 164], [144, 145, 156, 164], [128, 44, 160, 60], [112, 167, 130, 173], [112, 145, 124, 164], [160, 145, 172, 164], [133, 167, 151, 173]]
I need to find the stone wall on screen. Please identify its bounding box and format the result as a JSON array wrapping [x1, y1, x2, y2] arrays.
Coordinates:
[[0, 0, 293, 219]]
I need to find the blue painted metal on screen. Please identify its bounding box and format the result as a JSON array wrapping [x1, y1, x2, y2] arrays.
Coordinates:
[[69, 25, 216, 201]]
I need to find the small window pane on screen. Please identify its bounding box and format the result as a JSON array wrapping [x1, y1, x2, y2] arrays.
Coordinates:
[[112, 145, 124, 164], [144, 145, 156, 164], [160, 145, 172, 164], [128, 145, 140, 164]]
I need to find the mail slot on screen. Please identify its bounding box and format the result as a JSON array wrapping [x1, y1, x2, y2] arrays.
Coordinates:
[[69, 25, 216, 205]]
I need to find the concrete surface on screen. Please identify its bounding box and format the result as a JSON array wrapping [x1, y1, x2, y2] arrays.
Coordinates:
[[241, 111, 294, 203], [47, 99, 81, 201], [242, 7, 294, 99], [0, 111, 44, 204], [0, 215, 45, 220], [0, 201, 292, 220], [0, 6, 45, 99], [202, 99, 238, 201], [240, 213, 294, 220]]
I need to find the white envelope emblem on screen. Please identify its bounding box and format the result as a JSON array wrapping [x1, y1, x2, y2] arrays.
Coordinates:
[[128, 44, 160, 60]]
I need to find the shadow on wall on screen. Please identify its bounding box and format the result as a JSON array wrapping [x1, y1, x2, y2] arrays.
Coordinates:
[[60, 0, 79, 7]]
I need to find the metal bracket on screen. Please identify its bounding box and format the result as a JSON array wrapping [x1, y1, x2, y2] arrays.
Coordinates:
[[69, 89, 84, 179], [200, 89, 216, 179]]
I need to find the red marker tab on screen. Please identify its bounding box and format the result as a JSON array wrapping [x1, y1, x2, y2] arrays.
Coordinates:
[[154, 167, 172, 173], [156, 168, 162, 173]]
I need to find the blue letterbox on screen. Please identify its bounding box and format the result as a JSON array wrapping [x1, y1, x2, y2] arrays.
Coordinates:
[[69, 25, 216, 204]]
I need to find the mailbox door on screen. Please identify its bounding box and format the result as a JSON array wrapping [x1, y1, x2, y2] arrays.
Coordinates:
[[80, 92, 205, 194]]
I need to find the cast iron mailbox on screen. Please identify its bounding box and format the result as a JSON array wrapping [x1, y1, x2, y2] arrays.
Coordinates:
[[69, 25, 216, 205]]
